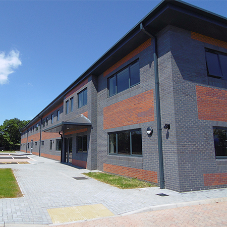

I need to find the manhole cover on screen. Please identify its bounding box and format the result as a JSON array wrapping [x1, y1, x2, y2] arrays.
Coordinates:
[[73, 177, 88, 180], [156, 193, 169, 196]]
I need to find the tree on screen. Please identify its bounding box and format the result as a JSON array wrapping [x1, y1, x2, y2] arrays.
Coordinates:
[[0, 118, 30, 150]]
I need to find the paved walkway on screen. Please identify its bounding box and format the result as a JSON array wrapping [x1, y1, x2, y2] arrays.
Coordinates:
[[0, 153, 226, 225]]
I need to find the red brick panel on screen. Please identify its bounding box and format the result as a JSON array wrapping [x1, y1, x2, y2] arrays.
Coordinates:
[[21, 150, 26, 153], [103, 38, 151, 77], [65, 78, 88, 99], [196, 85, 227, 122], [204, 173, 227, 186], [103, 90, 154, 129], [21, 138, 27, 143], [65, 128, 87, 136], [191, 32, 227, 49], [41, 153, 61, 161], [81, 111, 88, 118], [72, 159, 87, 168], [42, 132, 61, 140], [103, 163, 158, 183], [27, 133, 40, 143]]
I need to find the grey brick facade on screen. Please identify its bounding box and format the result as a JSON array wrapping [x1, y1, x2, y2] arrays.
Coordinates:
[[21, 1, 227, 192]]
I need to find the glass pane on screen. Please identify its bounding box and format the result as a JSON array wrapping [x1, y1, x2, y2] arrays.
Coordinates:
[[213, 128, 227, 157], [219, 54, 227, 80], [83, 89, 87, 106], [117, 67, 129, 93], [118, 131, 130, 155], [131, 130, 142, 155], [109, 134, 116, 154], [130, 61, 140, 86], [109, 76, 116, 97], [66, 101, 69, 114], [77, 136, 82, 152], [83, 135, 87, 152], [70, 97, 73, 112], [206, 52, 222, 78], [78, 92, 83, 108]]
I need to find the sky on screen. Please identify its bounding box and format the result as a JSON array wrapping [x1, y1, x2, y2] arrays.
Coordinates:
[[0, 0, 227, 125]]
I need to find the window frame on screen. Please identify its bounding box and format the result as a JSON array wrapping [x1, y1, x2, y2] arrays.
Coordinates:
[[66, 100, 69, 114], [78, 88, 87, 108], [108, 128, 142, 156], [57, 110, 60, 121], [77, 135, 87, 153], [51, 114, 54, 124], [108, 60, 140, 97], [56, 139, 62, 151], [213, 126, 227, 159], [205, 49, 227, 80], [70, 97, 74, 112]]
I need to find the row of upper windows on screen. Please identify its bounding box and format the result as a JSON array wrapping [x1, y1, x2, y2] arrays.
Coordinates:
[[65, 88, 87, 114]]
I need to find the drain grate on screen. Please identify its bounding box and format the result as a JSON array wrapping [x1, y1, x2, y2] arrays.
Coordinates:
[[73, 177, 88, 180], [156, 193, 169, 196]]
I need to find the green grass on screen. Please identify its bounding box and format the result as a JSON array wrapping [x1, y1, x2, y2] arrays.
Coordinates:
[[0, 169, 22, 198], [0, 151, 16, 153], [83, 172, 154, 189]]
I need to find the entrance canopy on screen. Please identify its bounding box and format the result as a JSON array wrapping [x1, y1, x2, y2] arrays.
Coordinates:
[[43, 115, 91, 134]]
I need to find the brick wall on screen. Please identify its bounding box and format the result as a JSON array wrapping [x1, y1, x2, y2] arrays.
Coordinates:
[[191, 32, 227, 49], [103, 163, 158, 183], [204, 173, 227, 186], [65, 128, 87, 136], [72, 159, 87, 168], [103, 39, 151, 77], [103, 90, 154, 129], [196, 85, 227, 122]]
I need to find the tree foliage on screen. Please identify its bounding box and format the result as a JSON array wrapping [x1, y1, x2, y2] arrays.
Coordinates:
[[0, 118, 30, 150]]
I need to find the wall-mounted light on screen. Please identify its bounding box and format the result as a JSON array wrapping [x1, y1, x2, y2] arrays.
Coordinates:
[[164, 124, 170, 130], [147, 127, 153, 135]]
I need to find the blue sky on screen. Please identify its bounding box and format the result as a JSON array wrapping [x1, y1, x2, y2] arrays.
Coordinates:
[[0, 0, 227, 125]]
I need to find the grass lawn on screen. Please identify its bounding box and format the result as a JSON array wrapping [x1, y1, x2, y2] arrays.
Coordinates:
[[83, 172, 154, 189], [0, 169, 22, 198], [0, 151, 17, 153]]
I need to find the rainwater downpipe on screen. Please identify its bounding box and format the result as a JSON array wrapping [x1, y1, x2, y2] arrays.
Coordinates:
[[39, 117, 42, 157], [140, 23, 165, 189]]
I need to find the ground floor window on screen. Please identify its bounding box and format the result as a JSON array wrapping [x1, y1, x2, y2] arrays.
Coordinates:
[[109, 129, 142, 156], [50, 140, 52, 150], [56, 139, 62, 151], [77, 135, 87, 153], [213, 127, 227, 158]]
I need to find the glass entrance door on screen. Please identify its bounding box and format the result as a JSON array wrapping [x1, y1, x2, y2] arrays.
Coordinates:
[[64, 137, 72, 163]]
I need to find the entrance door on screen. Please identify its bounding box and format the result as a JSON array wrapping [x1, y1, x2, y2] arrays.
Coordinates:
[[64, 137, 72, 163]]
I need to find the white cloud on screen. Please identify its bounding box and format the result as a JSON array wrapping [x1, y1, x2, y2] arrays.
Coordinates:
[[0, 50, 22, 84]]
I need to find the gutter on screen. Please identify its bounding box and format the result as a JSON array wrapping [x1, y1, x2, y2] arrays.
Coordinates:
[[140, 23, 165, 189]]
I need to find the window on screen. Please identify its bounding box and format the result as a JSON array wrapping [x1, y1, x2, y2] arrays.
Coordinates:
[[213, 127, 227, 159], [36, 123, 39, 131], [66, 100, 69, 114], [205, 49, 227, 80], [109, 129, 142, 156], [41, 141, 44, 146], [46, 117, 48, 126], [108, 60, 140, 97], [77, 135, 87, 153], [56, 139, 62, 151], [50, 140, 52, 150], [51, 114, 54, 124], [42, 119, 45, 127], [57, 110, 60, 121], [78, 88, 87, 108], [70, 97, 74, 112], [35, 142, 37, 146]]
